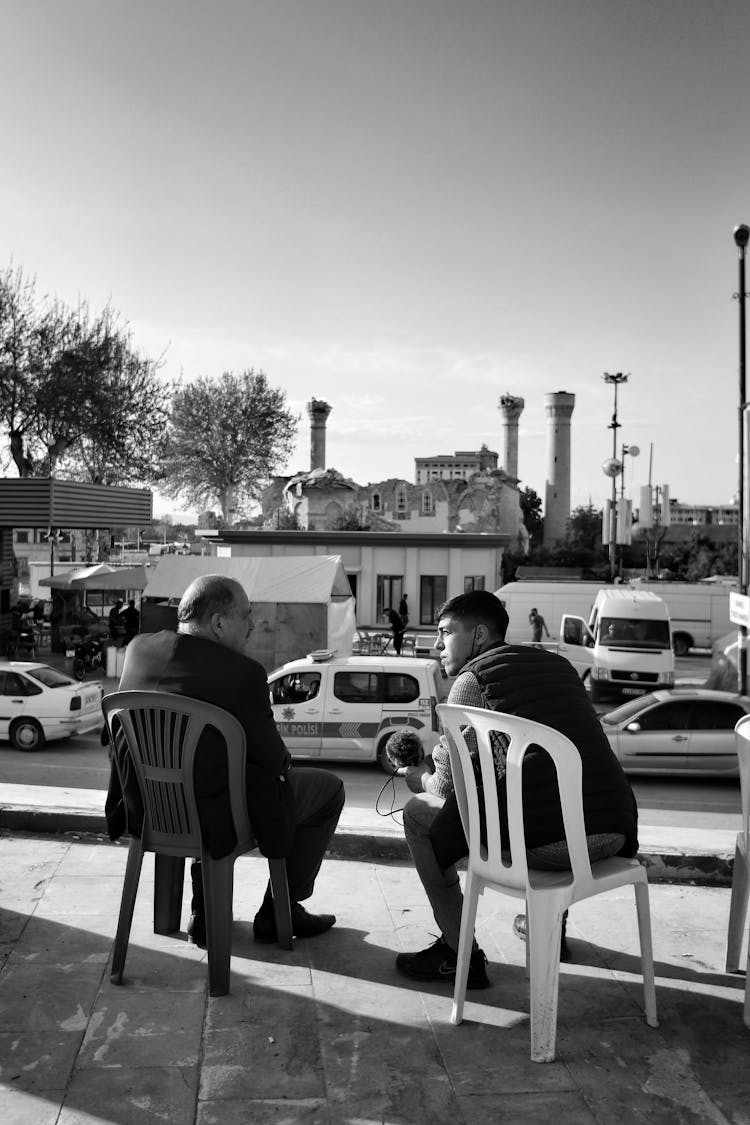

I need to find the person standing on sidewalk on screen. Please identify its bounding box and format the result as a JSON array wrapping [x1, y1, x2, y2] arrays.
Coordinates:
[[394, 589, 638, 989], [105, 573, 345, 947], [528, 606, 549, 645]]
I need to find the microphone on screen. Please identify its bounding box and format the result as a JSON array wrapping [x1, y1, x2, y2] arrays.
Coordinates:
[[385, 729, 425, 768]]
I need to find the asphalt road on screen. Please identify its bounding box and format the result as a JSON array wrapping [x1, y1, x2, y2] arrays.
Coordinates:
[[1, 647, 740, 832]]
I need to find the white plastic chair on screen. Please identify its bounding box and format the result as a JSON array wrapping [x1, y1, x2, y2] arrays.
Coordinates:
[[726, 714, 750, 1026], [437, 703, 658, 1063]]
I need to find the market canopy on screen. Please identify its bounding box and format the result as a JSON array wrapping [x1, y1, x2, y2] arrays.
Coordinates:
[[141, 554, 352, 602], [39, 563, 148, 591]]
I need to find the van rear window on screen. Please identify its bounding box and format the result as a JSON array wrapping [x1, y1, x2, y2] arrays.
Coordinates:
[[334, 672, 380, 704], [333, 671, 422, 704]]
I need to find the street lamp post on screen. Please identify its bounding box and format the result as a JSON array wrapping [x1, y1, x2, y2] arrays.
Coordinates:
[[603, 372, 629, 582], [618, 442, 640, 577], [734, 224, 749, 694]]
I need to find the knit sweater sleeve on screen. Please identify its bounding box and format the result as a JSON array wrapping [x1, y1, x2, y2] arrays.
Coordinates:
[[422, 670, 484, 798]]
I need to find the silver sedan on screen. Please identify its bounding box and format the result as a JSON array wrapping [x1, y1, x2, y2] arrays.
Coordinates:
[[599, 688, 750, 777]]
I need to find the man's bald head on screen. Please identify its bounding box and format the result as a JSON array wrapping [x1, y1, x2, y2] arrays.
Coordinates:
[[177, 574, 254, 653]]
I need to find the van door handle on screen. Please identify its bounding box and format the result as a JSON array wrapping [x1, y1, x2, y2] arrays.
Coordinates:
[[329, 707, 343, 714], [671, 734, 688, 741]]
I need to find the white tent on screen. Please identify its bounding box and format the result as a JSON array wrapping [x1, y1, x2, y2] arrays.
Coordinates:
[[141, 554, 356, 667]]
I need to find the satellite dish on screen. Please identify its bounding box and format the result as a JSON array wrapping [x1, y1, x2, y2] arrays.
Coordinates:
[[602, 458, 622, 478], [628, 445, 641, 457]]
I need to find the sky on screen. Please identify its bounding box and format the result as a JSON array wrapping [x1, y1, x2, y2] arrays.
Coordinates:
[[3, 0, 750, 520]]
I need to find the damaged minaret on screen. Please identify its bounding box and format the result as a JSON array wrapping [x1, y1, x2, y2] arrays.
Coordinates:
[[497, 393, 525, 480], [543, 390, 575, 547], [307, 398, 332, 471]]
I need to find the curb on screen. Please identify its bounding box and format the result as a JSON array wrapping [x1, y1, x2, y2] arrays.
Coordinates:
[[0, 803, 735, 886]]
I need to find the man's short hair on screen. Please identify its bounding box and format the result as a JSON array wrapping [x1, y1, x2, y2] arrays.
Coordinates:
[[177, 575, 243, 626], [436, 590, 509, 638]]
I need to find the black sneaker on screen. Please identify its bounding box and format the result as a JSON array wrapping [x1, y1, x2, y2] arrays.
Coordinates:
[[512, 912, 571, 962], [395, 936, 490, 989]]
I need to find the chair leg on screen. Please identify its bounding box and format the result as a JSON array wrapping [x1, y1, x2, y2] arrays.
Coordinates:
[[153, 855, 185, 935], [203, 856, 234, 997], [451, 871, 481, 1027], [111, 838, 145, 985], [268, 858, 293, 951], [726, 843, 749, 973], [526, 898, 565, 1063], [633, 878, 658, 1028]]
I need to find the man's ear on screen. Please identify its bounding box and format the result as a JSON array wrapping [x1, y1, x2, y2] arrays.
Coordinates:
[[474, 622, 490, 647]]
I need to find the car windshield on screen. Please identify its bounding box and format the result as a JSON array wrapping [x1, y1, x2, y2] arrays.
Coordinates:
[[26, 667, 76, 689], [600, 696, 656, 726], [599, 617, 670, 649]]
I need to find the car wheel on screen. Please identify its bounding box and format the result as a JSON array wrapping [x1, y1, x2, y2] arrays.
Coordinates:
[[377, 735, 397, 775], [10, 718, 45, 752], [672, 634, 690, 657]]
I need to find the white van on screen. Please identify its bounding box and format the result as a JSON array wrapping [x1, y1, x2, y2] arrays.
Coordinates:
[[558, 589, 675, 704], [268, 651, 449, 771]]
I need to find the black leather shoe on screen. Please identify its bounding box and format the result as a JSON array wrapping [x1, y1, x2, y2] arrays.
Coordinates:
[[187, 911, 206, 949], [513, 912, 571, 962], [253, 902, 336, 943]]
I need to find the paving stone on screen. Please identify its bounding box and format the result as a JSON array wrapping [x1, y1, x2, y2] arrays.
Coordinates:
[[201, 985, 325, 1101], [0, 1029, 83, 1092], [78, 990, 206, 1068], [0, 960, 104, 1032], [58, 1065, 198, 1125], [198, 1098, 329, 1124]]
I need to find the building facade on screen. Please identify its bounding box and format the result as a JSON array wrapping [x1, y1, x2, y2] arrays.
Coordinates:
[[198, 528, 511, 629]]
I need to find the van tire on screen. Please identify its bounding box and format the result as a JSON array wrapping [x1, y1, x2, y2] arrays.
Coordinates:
[[589, 683, 603, 705], [377, 736, 397, 775], [672, 633, 691, 657]]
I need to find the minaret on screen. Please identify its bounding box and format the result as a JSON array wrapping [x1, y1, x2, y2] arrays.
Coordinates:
[[306, 399, 332, 471], [543, 391, 575, 547], [497, 394, 525, 479]]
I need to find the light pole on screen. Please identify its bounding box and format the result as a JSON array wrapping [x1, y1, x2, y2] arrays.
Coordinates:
[[618, 442, 640, 577], [734, 223, 749, 694], [603, 372, 629, 581]]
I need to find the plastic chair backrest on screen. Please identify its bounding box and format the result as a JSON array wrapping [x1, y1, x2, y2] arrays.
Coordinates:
[[436, 703, 594, 893], [102, 690, 253, 858], [734, 713, 750, 854]]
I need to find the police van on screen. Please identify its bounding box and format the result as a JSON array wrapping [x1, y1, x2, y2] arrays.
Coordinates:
[[268, 651, 449, 772]]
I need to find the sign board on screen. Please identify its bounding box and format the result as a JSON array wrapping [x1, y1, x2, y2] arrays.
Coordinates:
[[729, 591, 750, 628]]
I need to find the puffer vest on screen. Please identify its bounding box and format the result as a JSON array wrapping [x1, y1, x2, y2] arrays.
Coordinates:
[[464, 643, 638, 855]]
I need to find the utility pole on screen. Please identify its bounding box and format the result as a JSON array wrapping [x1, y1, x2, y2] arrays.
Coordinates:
[[603, 372, 629, 582], [734, 224, 749, 694]]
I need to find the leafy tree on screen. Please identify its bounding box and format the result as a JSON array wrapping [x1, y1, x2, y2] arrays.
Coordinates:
[[0, 264, 40, 475], [0, 264, 169, 484], [519, 486, 543, 544], [564, 503, 603, 553], [160, 369, 298, 524]]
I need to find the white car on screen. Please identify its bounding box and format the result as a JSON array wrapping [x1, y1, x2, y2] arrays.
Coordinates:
[[0, 662, 104, 751], [599, 688, 750, 777]]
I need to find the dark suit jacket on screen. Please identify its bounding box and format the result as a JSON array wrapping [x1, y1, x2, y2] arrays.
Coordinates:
[[105, 631, 295, 859]]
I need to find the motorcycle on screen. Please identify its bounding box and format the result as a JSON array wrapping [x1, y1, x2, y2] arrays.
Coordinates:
[[72, 636, 104, 681]]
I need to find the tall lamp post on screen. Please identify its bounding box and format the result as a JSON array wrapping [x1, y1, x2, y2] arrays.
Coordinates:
[[619, 442, 640, 577], [734, 224, 749, 694], [603, 372, 629, 581]]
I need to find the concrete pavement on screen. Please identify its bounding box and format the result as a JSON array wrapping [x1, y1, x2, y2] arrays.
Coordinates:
[[0, 832, 748, 1124], [1, 651, 748, 1122]]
